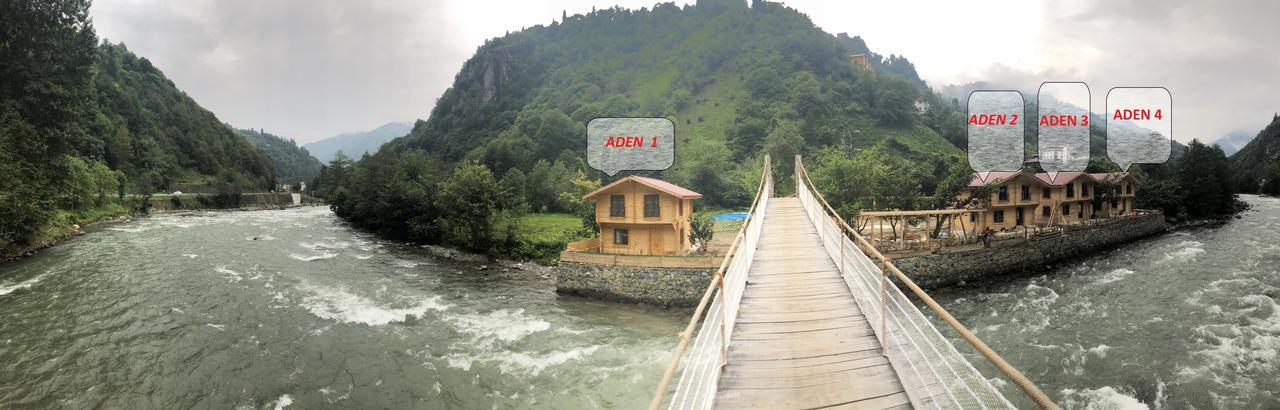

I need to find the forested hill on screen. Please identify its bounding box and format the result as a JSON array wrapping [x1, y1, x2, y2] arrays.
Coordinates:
[[1231, 114, 1280, 194], [2, 1, 274, 251], [233, 127, 322, 184], [393, 0, 963, 177], [90, 43, 276, 190], [320, 0, 971, 250]]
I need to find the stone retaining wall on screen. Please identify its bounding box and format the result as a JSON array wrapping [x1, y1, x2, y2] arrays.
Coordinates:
[[894, 213, 1168, 288], [555, 262, 712, 308]]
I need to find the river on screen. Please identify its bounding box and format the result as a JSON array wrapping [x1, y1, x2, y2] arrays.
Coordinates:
[[3, 199, 1278, 409], [0, 207, 683, 408], [931, 194, 1280, 409]]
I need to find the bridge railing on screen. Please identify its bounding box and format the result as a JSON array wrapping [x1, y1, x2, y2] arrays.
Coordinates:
[[796, 155, 1058, 410], [649, 155, 772, 410]]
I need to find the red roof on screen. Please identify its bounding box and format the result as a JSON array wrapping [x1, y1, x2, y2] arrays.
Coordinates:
[[1034, 171, 1091, 186], [583, 175, 703, 200], [968, 171, 1100, 187], [967, 171, 1024, 187]]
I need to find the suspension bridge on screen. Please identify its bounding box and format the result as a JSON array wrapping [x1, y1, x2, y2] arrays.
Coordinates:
[[649, 155, 1058, 409]]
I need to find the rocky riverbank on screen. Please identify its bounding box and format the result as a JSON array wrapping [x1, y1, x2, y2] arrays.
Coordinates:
[[894, 213, 1169, 289], [554, 262, 711, 308]]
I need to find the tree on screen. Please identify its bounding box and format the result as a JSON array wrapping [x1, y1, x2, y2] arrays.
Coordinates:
[[729, 116, 769, 160], [810, 147, 890, 222], [1262, 164, 1280, 196], [89, 160, 122, 207], [560, 171, 601, 235], [1176, 140, 1237, 218], [0, 111, 50, 249], [0, 0, 96, 248], [60, 156, 95, 210], [764, 120, 805, 193], [689, 212, 715, 254], [436, 161, 501, 251], [499, 168, 530, 211]]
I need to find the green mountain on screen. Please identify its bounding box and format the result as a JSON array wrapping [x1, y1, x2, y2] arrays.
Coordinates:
[[233, 127, 322, 184], [303, 121, 413, 163], [89, 42, 275, 190], [1230, 114, 1280, 194], [2, 0, 274, 251], [321, 0, 968, 245], [389, 0, 960, 188]]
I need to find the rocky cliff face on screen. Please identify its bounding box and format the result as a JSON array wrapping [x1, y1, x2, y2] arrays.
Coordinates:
[[480, 49, 513, 104], [1231, 114, 1280, 187]]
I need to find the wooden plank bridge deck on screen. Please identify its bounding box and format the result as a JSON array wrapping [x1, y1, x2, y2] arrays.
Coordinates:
[[715, 197, 911, 409]]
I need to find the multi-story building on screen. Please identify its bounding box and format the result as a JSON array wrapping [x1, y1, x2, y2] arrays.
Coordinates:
[[581, 176, 702, 256], [958, 171, 1139, 231]]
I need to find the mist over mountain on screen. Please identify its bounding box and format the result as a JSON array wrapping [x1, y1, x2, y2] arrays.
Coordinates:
[[303, 122, 414, 163], [1213, 130, 1254, 156]]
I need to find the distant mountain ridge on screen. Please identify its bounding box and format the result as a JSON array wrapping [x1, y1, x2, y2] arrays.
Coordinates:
[[1212, 130, 1253, 156], [232, 127, 322, 184], [303, 122, 413, 163]]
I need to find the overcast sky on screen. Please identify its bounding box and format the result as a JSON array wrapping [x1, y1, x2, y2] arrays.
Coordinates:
[[91, 0, 1280, 144]]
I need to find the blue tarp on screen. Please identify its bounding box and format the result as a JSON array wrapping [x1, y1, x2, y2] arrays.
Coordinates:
[[710, 212, 749, 222]]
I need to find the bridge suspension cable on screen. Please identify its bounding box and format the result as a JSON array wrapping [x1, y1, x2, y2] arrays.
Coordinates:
[[795, 155, 1058, 410], [649, 155, 773, 410], [648, 154, 1056, 410]]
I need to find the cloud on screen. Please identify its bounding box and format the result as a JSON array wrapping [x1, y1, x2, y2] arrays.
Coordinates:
[[92, 0, 468, 142], [931, 0, 1280, 143], [91, 0, 1280, 145], [90, 0, 700, 143]]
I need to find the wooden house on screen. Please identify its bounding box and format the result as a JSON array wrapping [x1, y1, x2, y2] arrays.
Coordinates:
[[581, 176, 701, 256], [958, 171, 1140, 231]]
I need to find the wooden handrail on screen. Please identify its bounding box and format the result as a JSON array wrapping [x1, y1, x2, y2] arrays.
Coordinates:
[[648, 155, 771, 410], [796, 157, 1058, 410]]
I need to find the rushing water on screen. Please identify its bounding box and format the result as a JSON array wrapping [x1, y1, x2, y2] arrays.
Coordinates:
[[5, 199, 1279, 409], [932, 195, 1280, 409], [0, 207, 684, 408]]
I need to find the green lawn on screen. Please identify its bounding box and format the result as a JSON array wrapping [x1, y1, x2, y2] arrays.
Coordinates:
[[516, 213, 587, 241], [511, 213, 589, 262]]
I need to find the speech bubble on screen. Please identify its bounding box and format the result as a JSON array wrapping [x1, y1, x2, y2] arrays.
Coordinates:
[[967, 90, 1025, 182], [1037, 82, 1091, 182], [1106, 88, 1171, 171], [586, 118, 675, 176]]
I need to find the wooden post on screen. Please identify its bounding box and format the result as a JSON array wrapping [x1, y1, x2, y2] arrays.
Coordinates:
[[715, 271, 728, 368], [879, 259, 889, 354], [839, 230, 845, 275]]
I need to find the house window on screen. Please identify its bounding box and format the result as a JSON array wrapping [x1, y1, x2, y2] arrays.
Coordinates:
[[1062, 203, 1070, 215], [677, 199, 683, 216], [1066, 183, 1075, 198], [643, 194, 660, 217], [969, 213, 976, 222], [613, 228, 629, 245], [1082, 183, 1090, 197], [993, 210, 1005, 223], [610, 195, 625, 217], [1125, 183, 1132, 194], [1021, 184, 1030, 200], [1043, 188, 1052, 199], [1042, 206, 1050, 217], [998, 185, 1009, 201]]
